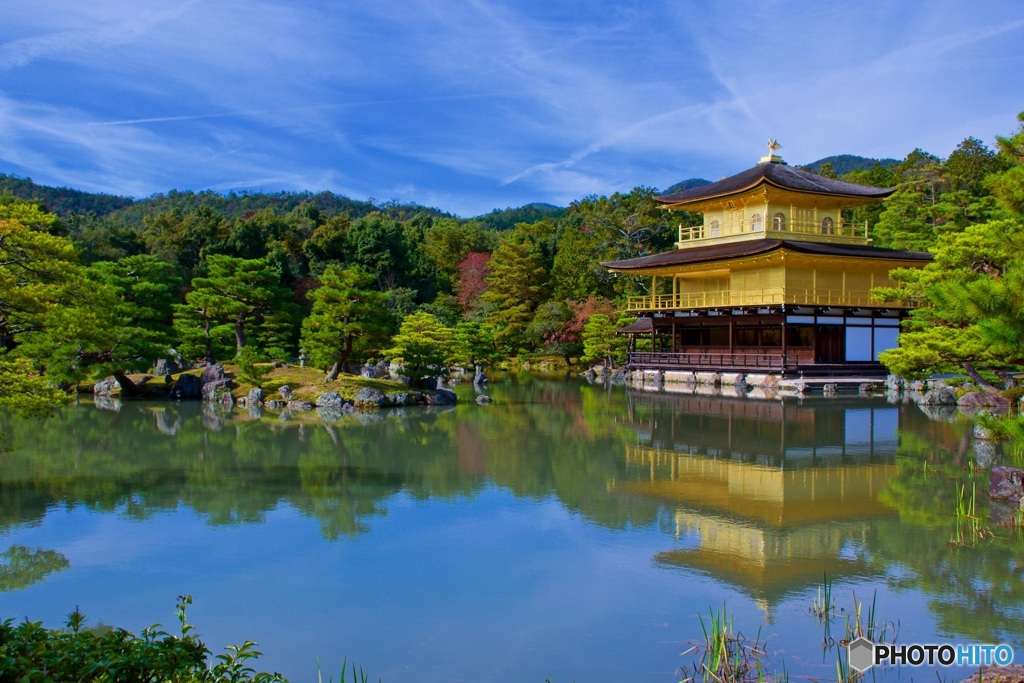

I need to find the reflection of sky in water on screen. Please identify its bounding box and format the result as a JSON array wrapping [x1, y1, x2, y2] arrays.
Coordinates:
[[0, 386, 1019, 682]]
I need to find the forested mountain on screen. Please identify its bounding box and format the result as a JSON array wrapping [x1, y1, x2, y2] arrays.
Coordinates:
[[800, 154, 899, 176], [663, 178, 711, 195], [474, 203, 565, 231], [2, 118, 1023, 391], [664, 156, 898, 194], [0, 173, 134, 216], [0, 177, 451, 226], [108, 190, 451, 228]]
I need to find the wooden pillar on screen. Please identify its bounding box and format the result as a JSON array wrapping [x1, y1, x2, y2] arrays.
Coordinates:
[[671, 322, 677, 354], [728, 316, 734, 354], [781, 314, 788, 369]]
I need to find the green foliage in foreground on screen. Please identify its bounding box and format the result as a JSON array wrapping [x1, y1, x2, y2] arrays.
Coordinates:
[[0, 596, 288, 682], [0, 357, 68, 418]]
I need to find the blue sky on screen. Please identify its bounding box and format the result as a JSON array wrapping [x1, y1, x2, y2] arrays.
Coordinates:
[[1, 1, 1022, 217]]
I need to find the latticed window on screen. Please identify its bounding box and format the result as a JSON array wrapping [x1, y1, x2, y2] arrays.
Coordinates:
[[750, 213, 762, 232], [772, 212, 786, 230], [795, 208, 814, 227], [821, 216, 834, 234]]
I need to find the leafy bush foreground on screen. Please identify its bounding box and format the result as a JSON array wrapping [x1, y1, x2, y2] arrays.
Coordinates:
[[0, 596, 287, 682]]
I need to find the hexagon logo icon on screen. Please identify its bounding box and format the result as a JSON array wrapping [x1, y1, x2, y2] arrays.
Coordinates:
[[847, 637, 875, 672]]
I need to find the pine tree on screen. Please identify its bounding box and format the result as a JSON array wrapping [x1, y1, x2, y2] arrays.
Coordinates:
[[173, 255, 298, 363], [299, 265, 391, 381], [386, 312, 454, 379]]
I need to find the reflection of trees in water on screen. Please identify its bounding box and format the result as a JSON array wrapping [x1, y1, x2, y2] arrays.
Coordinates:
[[0, 545, 70, 591], [0, 381, 660, 540], [3, 387, 1022, 644], [866, 518, 1024, 644], [869, 414, 1024, 645]]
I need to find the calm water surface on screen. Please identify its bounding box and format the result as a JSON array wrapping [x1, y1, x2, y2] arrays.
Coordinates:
[[1, 377, 1022, 681]]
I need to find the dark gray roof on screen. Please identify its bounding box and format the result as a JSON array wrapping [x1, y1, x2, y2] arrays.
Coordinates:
[[601, 239, 932, 271], [615, 317, 654, 335], [657, 161, 894, 204]]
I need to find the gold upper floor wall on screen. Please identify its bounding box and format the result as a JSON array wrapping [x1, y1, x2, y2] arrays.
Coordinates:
[[675, 187, 871, 249], [624, 251, 923, 311]]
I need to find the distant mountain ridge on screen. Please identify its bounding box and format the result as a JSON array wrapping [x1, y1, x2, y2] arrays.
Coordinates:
[[0, 172, 567, 226], [663, 178, 712, 195], [798, 154, 899, 176], [0, 173, 134, 216], [2, 154, 898, 226], [473, 202, 565, 230], [0, 173, 452, 225], [664, 155, 900, 195]]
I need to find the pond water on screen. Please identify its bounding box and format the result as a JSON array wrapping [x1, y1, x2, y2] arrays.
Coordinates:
[[1, 377, 1022, 682]]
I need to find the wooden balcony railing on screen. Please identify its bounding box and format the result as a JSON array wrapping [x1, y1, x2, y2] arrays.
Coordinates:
[[624, 288, 911, 311], [630, 351, 786, 371], [679, 219, 869, 244], [627, 352, 889, 375]]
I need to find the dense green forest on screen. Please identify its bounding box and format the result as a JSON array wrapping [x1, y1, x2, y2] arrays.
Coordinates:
[[1, 115, 1023, 408], [799, 154, 899, 176]]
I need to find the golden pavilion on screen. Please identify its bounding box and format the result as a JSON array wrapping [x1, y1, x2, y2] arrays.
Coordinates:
[[602, 144, 932, 376]]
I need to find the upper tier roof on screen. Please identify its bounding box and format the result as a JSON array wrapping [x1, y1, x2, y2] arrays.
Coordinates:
[[601, 239, 932, 271], [657, 160, 894, 206]]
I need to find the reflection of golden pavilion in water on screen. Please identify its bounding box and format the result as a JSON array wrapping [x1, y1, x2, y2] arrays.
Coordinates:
[[620, 392, 900, 613]]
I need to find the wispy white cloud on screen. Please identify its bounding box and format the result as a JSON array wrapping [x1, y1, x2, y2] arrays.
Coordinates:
[[0, 1, 201, 70], [0, 0, 1021, 213]]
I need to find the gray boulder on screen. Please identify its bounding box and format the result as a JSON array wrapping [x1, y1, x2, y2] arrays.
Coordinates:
[[387, 392, 413, 407], [990, 466, 1024, 502], [264, 399, 286, 409], [885, 375, 904, 392], [169, 374, 202, 400], [93, 376, 122, 396], [247, 387, 264, 407], [286, 400, 315, 411], [920, 386, 958, 405], [316, 391, 346, 409], [278, 385, 293, 401], [418, 377, 440, 390], [473, 365, 488, 385], [200, 364, 227, 385], [425, 388, 458, 406], [823, 383, 838, 397], [202, 378, 234, 401], [353, 387, 388, 409], [475, 394, 492, 405], [151, 358, 180, 376], [361, 363, 377, 379], [957, 391, 1010, 416]]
